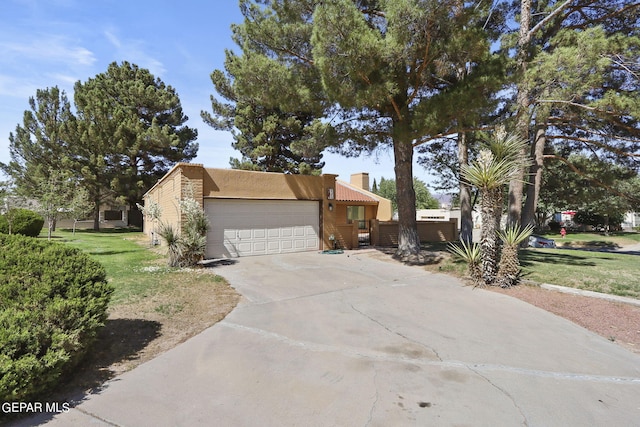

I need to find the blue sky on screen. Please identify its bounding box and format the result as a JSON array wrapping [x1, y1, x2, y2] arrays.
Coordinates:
[[0, 0, 437, 190]]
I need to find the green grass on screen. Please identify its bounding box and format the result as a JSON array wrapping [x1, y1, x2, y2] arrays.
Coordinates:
[[543, 231, 640, 249], [519, 248, 640, 299], [422, 233, 640, 299], [49, 229, 222, 305]]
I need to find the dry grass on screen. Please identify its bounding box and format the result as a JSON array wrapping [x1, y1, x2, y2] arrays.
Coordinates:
[[43, 231, 241, 402]]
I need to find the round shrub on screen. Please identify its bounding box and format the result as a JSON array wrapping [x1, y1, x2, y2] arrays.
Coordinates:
[[0, 234, 113, 402], [0, 208, 45, 237]]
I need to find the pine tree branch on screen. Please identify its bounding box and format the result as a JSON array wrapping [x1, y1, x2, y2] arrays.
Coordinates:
[[546, 120, 640, 145], [528, 0, 573, 37], [564, 2, 640, 29], [408, 28, 433, 108], [537, 99, 598, 112], [546, 134, 640, 157], [543, 101, 640, 135], [412, 126, 494, 148], [543, 154, 639, 202]]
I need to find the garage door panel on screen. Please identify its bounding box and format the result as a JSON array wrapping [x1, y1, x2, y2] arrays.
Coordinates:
[[252, 241, 267, 252], [238, 229, 252, 239], [205, 200, 319, 258], [267, 228, 280, 238]]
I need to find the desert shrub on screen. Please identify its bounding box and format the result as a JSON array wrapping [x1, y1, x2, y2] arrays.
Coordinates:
[[0, 234, 113, 402], [177, 197, 209, 267], [158, 223, 181, 267], [0, 208, 44, 237]]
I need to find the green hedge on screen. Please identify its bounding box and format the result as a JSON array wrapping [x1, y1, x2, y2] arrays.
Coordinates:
[[0, 208, 45, 237], [0, 234, 113, 402]]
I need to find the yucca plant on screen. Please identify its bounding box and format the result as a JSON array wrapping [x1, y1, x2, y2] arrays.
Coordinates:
[[496, 224, 534, 288], [448, 239, 482, 287], [158, 223, 182, 267], [461, 127, 529, 285]]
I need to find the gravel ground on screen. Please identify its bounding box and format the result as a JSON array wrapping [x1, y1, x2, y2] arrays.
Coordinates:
[[493, 284, 640, 355]]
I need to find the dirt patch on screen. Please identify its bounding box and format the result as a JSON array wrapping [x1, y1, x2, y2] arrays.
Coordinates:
[[49, 267, 240, 402]]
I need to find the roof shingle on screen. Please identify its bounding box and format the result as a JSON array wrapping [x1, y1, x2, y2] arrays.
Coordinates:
[[335, 181, 378, 203]]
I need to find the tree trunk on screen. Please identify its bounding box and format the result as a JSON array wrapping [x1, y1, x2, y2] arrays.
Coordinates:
[[522, 123, 546, 230], [481, 187, 502, 284], [458, 132, 473, 243], [509, 0, 533, 227], [393, 122, 420, 260], [93, 198, 100, 231]]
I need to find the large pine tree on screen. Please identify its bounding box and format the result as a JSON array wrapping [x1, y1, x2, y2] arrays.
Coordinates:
[[2, 87, 75, 197], [508, 0, 640, 228], [3, 62, 198, 230], [73, 61, 198, 225], [206, 0, 501, 259]]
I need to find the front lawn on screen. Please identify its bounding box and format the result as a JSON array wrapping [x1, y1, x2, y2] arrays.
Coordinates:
[[34, 229, 239, 403], [422, 233, 640, 299], [519, 248, 640, 299], [55, 229, 227, 305], [544, 231, 640, 249]]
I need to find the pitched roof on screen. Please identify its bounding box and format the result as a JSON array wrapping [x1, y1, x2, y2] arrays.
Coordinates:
[[335, 181, 379, 203]]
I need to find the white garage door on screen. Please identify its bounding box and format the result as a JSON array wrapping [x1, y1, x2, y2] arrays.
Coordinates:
[[204, 199, 320, 258]]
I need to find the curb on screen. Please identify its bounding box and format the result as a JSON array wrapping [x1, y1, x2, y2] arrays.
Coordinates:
[[524, 281, 640, 308]]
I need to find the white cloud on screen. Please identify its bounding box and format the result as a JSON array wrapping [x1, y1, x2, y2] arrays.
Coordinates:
[[103, 28, 166, 77], [104, 29, 121, 49], [47, 73, 80, 87], [0, 74, 40, 99], [0, 36, 96, 66]]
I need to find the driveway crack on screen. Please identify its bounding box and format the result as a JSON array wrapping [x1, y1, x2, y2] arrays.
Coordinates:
[[74, 407, 122, 426], [365, 366, 380, 426], [466, 366, 530, 426], [349, 303, 443, 361]]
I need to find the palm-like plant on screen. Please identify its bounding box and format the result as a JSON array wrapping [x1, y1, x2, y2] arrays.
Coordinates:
[[448, 239, 482, 286], [461, 128, 528, 285], [496, 224, 534, 288], [158, 223, 182, 267]]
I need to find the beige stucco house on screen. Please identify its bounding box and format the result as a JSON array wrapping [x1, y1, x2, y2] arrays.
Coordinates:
[[142, 164, 392, 258]]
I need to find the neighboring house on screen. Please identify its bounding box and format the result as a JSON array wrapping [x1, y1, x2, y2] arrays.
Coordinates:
[[417, 208, 464, 226], [417, 208, 481, 238], [142, 164, 393, 258], [57, 204, 133, 229], [622, 212, 639, 231]]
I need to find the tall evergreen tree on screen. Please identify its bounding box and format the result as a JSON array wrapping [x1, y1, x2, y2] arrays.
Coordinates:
[[506, 0, 640, 228], [202, 69, 329, 174], [4, 63, 198, 230], [211, 0, 502, 260], [1, 87, 75, 197], [73, 61, 198, 228]]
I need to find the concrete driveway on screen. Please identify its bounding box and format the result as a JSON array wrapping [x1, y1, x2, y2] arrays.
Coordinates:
[[20, 250, 640, 426]]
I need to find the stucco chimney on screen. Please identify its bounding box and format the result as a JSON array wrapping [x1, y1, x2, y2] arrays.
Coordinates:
[[350, 173, 370, 191]]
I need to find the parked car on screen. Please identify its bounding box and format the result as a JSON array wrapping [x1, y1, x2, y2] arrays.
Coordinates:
[[528, 235, 557, 248]]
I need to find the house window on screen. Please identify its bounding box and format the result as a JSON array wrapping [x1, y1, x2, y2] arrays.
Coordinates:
[[347, 206, 366, 229], [104, 210, 123, 221]]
